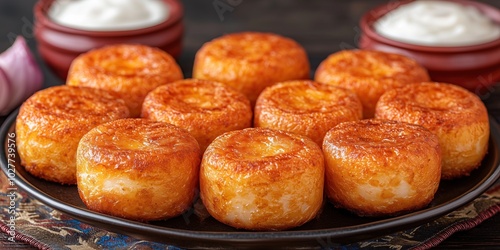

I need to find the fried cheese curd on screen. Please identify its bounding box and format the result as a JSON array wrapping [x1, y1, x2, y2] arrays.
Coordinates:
[[375, 82, 490, 179], [142, 79, 252, 151], [192, 32, 310, 105], [200, 128, 324, 230], [254, 80, 362, 145], [76, 118, 201, 221], [314, 50, 430, 118], [322, 119, 441, 217], [66, 44, 183, 117], [15, 85, 130, 184]]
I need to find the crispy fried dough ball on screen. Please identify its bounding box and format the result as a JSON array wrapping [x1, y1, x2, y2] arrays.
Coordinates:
[[322, 119, 441, 217], [193, 32, 310, 104], [254, 80, 362, 145], [314, 50, 429, 118], [67, 44, 183, 117], [200, 128, 324, 230], [142, 78, 252, 151], [375, 82, 489, 179], [16, 85, 130, 184], [76, 118, 201, 221]]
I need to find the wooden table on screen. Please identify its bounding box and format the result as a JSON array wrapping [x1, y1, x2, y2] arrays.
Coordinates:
[[1, 0, 499, 249]]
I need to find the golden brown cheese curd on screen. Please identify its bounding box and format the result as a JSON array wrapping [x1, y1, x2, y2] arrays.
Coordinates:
[[142, 78, 252, 151], [322, 119, 441, 217], [375, 82, 490, 179], [254, 80, 362, 145], [200, 128, 324, 230], [16, 85, 130, 184], [314, 50, 430, 118], [76, 118, 201, 221], [67, 44, 183, 117], [193, 32, 310, 105]]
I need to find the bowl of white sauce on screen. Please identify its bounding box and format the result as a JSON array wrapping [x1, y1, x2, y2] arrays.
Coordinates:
[[359, 0, 500, 93], [34, 0, 184, 79]]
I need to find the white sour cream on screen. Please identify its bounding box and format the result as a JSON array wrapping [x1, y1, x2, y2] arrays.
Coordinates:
[[48, 0, 170, 31], [374, 0, 500, 46]]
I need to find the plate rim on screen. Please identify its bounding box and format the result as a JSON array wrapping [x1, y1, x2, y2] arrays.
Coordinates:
[[1, 109, 500, 247]]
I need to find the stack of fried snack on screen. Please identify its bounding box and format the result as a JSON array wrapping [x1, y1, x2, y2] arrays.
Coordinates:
[[15, 32, 489, 230]]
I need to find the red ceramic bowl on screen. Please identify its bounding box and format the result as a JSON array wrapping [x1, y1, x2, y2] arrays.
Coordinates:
[[34, 0, 184, 79], [359, 0, 500, 93]]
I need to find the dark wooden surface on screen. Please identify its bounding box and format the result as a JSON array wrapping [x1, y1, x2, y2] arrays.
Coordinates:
[[1, 0, 499, 249]]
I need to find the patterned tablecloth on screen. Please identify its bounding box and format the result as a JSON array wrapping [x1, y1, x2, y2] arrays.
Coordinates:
[[1, 85, 500, 249]]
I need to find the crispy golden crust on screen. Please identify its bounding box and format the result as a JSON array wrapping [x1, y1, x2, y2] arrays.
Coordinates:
[[254, 80, 362, 145], [15, 86, 130, 184], [375, 82, 490, 179], [322, 119, 441, 217], [76, 118, 201, 221], [67, 44, 183, 117], [193, 32, 310, 104], [200, 128, 324, 230], [314, 50, 430, 118], [141, 79, 252, 151]]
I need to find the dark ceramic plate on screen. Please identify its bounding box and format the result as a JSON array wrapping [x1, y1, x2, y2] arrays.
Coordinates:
[[2, 109, 500, 249]]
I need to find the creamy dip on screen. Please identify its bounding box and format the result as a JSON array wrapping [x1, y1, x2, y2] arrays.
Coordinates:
[[48, 0, 170, 31], [374, 0, 500, 46]]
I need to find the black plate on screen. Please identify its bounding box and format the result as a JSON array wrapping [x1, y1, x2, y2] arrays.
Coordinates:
[[1, 109, 500, 249]]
